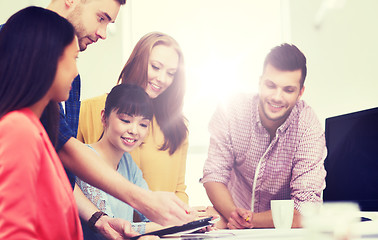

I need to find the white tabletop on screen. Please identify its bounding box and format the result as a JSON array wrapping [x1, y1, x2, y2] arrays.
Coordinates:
[[165, 222, 378, 240]]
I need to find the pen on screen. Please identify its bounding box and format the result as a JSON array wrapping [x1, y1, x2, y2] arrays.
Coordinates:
[[245, 216, 250, 222]]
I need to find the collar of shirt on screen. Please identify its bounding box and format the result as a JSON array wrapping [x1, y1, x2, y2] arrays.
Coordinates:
[[253, 94, 301, 139]]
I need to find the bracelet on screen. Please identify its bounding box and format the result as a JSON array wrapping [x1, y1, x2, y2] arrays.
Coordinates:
[[88, 211, 108, 232]]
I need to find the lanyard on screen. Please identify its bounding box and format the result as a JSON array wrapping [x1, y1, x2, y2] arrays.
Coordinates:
[[250, 137, 277, 212]]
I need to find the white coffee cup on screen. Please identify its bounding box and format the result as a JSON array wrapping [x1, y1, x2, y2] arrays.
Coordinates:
[[271, 199, 294, 229]]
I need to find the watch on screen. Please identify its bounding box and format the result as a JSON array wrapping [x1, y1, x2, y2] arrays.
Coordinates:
[[88, 211, 108, 232]]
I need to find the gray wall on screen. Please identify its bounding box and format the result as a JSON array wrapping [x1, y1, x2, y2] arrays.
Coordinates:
[[289, 0, 378, 124]]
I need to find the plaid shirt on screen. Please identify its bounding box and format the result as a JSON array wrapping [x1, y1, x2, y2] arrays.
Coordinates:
[[57, 75, 81, 151], [56, 75, 81, 189], [201, 94, 327, 213]]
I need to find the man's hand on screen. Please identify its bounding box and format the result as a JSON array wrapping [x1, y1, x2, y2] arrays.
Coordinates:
[[95, 215, 138, 240], [227, 208, 254, 229], [136, 191, 195, 226], [61, 139, 192, 228]]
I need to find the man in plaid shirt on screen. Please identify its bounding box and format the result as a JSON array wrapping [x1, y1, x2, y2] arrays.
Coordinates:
[[201, 44, 327, 229]]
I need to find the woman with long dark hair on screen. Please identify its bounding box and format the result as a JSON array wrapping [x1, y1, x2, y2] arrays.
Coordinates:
[[0, 6, 82, 239]]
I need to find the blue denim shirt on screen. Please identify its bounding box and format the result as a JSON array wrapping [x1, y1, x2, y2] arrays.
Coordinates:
[[40, 75, 81, 189], [56, 75, 81, 189]]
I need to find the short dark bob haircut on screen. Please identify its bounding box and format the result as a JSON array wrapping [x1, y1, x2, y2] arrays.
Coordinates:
[[104, 84, 153, 121]]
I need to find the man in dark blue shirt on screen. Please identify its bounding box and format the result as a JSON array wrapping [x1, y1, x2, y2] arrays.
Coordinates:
[[46, 0, 192, 232]]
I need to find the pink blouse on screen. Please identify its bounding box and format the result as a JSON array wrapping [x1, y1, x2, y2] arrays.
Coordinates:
[[0, 108, 83, 239]]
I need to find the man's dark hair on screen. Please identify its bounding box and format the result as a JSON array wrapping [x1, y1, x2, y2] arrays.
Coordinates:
[[263, 43, 307, 88]]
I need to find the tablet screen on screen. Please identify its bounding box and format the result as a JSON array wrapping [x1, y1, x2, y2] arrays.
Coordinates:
[[130, 217, 214, 239]]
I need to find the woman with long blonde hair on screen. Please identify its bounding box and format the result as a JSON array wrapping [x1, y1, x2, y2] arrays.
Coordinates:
[[77, 32, 189, 203]]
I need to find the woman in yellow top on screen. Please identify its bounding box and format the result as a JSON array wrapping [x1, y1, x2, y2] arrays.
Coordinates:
[[77, 32, 189, 203]]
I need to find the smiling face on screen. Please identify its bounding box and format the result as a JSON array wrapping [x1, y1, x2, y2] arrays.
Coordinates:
[[49, 37, 79, 102], [145, 44, 179, 99], [66, 0, 121, 51], [258, 63, 305, 132], [102, 110, 150, 153]]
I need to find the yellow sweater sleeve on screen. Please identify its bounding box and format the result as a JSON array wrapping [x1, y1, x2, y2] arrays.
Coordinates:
[[174, 137, 189, 203], [77, 94, 189, 204]]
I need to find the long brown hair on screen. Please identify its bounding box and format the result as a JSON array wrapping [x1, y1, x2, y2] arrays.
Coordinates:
[[117, 32, 187, 155]]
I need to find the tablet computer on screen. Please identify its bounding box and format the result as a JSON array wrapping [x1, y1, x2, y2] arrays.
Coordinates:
[[130, 217, 214, 239]]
